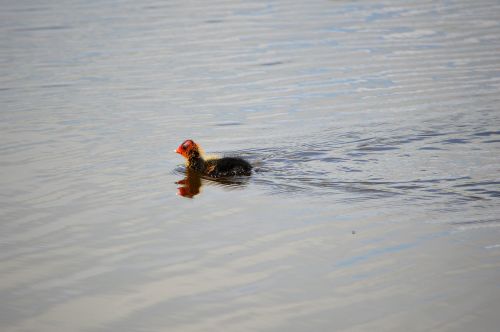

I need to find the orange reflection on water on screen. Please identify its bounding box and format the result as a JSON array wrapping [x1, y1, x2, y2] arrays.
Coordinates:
[[176, 169, 249, 198], [176, 170, 202, 198]]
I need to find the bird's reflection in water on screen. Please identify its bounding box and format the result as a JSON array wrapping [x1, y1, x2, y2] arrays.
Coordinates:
[[176, 169, 249, 198], [176, 169, 202, 198]]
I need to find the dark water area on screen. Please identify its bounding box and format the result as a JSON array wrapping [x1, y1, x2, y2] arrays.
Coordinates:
[[1, 0, 500, 331]]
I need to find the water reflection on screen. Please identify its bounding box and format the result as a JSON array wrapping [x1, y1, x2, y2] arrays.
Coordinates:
[[175, 169, 249, 198], [176, 169, 202, 198]]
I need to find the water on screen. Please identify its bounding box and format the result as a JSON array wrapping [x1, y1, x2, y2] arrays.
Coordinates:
[[1, 0, 500, 331]]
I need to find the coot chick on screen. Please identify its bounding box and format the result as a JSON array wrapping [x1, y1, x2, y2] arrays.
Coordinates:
[[175, 139, 252, 178]]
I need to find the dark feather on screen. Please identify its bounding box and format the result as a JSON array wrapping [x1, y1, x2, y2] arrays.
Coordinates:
[[204, 157, 252, 177]]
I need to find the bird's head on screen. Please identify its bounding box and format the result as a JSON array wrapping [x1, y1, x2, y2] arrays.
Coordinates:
[[175, 139, 199, 159]]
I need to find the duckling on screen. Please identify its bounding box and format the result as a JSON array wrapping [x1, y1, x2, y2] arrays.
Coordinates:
[[175, 139, 252, 177]]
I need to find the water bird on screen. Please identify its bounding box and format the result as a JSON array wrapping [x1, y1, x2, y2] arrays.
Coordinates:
[[175, 139, 252, 178]]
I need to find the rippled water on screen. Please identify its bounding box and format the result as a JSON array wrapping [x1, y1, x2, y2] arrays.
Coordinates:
[[1, 0, 500, 331]]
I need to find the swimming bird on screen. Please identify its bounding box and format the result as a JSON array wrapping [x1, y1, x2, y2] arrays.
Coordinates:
[[175, 139, 252, 178]]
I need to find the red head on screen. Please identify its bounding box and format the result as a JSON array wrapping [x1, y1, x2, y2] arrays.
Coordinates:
[[175, 139, 198, 158]]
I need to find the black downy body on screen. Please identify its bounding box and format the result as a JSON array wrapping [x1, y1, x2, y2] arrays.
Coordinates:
[[188, 151, 252, 177]]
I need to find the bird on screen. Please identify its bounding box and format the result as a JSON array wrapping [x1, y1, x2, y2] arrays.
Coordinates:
[[175, 139, 252, 178]]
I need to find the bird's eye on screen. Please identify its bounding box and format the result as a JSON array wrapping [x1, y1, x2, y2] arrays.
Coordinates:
[[182, 141, 190, 149]]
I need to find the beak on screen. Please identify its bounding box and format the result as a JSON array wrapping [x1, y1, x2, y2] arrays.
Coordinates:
[[175, 146, 182, 154]]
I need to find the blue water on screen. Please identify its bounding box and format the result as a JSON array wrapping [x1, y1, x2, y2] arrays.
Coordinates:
[[1, 0, 500, 331]]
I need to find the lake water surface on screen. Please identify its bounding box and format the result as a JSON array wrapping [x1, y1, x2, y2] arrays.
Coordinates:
[[1, 0, 500, 331]]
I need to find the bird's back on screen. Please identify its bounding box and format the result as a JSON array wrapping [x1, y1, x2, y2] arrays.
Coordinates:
[[205, 157, 252, 177]]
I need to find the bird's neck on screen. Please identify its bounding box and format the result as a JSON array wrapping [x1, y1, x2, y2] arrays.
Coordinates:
[[187, 151, 205, 172]]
